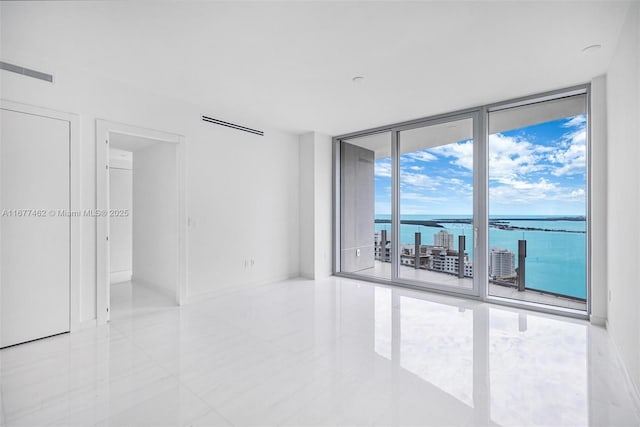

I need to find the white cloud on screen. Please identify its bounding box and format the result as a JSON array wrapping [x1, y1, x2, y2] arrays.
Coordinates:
[[375, 159, 392, 177], [548, 139, 585, 176], [567, 129, 586, 145], [404, 150, 437, 162], [428, 134, 556, 183], [400, 190, 472, 214], [490, 178, 586, 206], [549, 121, 587, 177], [562, 115, 586, 128], [551, 186, 587, 203], [401, 192, 449, 203], [489, 133, 552, 183], [400, 171, 442, 191], [429, 140, 474, 171], [490, 178, 557, 204], [398, 169, 473, 210]]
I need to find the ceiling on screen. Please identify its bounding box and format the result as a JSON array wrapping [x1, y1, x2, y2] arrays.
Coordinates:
[[0, 1, 632, 136]]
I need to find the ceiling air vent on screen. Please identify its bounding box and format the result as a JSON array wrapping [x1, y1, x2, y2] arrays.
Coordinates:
[[202, 115, 264, 136], [0, 61, 53, 83]]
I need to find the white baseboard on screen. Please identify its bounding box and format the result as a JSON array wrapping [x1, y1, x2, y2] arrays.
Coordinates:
[[606, 320, 640, 414], [316, 270, 334, 279], [590, 315, 606, 326], [186, 274, 293, 304], [110, 270, 132, 284], [75, 318, 97, 331], [131, 276, 177, 302]]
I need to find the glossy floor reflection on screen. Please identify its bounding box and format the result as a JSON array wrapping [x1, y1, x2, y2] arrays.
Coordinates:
[[1, 277, 639, 426]]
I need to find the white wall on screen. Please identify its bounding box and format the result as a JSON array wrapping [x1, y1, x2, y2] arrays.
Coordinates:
[[299, 132, 333, 279], [299, 133, 315, 278], [0, 44, 301, 323], [590, 75, 607, 326], [132, 143, 177, 297], [109, 149, 133, 284], [314, 133, 333, 278], [605, 2, 640, 395]]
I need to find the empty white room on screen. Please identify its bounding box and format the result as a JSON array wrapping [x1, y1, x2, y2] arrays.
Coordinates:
[[1, 1, 639, 426]]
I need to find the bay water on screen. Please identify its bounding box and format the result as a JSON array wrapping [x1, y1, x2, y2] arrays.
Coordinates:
[[375, 214, 586, 299]]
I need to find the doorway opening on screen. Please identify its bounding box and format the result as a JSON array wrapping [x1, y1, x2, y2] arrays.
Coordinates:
[[96, 121, 187, 324]]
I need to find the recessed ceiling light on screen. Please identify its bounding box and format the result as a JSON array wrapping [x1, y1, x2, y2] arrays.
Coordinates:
[[352, 76, 365, 83], [582, 44, 602, 54]]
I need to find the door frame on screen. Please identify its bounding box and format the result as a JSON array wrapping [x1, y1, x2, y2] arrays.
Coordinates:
[[391, 110, 484, 298], [0, 99, 82, 333], [96, 119, 187, 324]]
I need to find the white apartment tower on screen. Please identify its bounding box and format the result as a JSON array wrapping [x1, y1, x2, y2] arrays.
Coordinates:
[[434, 230, 454, 249], [489, 248, 516, 278]]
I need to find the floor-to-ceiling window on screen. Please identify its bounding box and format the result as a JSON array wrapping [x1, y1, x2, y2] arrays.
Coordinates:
[[335, 86, 589, 315], [487, 93, 588, 311]]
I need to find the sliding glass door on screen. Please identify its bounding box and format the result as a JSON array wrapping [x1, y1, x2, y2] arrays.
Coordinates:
[[396, 115, 478, 294], [335, 86, 589, 315]]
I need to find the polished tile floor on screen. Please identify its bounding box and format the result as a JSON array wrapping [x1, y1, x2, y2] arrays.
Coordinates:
[[1, 277, 639, 426]]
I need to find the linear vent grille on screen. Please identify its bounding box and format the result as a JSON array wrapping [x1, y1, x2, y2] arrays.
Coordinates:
[[202, 115, 263, 136], [0, 61, 53, 83]]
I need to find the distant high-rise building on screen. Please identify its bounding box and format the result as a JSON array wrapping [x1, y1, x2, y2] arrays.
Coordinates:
[[398, 244, 473, 278], [489, 248, 516, 278], [374, 231, 391, 262], [434, 230, 454, 249]]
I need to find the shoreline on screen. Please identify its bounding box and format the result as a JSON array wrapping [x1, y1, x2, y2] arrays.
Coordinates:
[[375, 217, 586, 234]]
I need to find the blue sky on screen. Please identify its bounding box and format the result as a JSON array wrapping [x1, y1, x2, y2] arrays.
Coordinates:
[[374, 114, 587, 216]]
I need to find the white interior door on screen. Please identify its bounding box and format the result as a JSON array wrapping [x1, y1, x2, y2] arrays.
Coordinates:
[[1, 108, 71, 348], [109, 165, 133, 283]]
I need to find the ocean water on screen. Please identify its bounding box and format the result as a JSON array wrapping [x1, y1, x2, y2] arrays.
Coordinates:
[[375, 215, 587, 299]]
